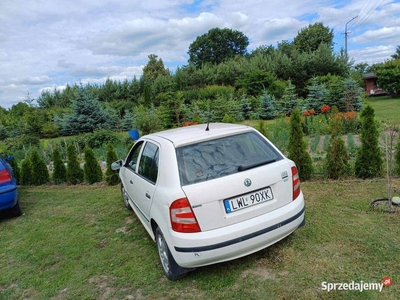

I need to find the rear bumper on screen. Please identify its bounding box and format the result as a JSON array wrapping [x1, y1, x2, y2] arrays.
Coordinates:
[[169, 193, 305, 268], [0, 186, 18, 211]]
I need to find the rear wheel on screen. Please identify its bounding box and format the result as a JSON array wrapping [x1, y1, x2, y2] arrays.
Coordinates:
[[9, 199, 22, 217], [155, 227, 193, 280], [121, 184, 132, 211]]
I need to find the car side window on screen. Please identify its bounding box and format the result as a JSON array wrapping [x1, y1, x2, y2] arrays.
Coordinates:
[[138, 142, 159, 184], [125, 141, 144, 172]]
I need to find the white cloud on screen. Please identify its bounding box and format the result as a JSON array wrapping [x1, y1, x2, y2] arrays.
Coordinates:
[[10, 76, 52, 86], [351, 27, 400, 44], [350, 45, 396, 64]]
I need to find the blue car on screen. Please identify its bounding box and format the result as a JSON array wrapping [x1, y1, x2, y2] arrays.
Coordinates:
[[0, 154, 21, 217]]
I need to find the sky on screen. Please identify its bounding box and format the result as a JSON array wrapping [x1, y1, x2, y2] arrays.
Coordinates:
[[1, 0, 399, 109]]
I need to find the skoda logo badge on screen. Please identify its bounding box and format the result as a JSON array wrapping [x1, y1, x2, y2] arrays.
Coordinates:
[[244, 178, 252, 187]]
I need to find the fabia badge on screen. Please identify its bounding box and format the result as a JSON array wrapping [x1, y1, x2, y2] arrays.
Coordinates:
[[244, 178, 252, 187]]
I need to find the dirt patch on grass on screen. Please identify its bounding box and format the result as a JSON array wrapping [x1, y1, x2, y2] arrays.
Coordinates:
[[115, 216, 134, 234], [89, 275, 113, 300]]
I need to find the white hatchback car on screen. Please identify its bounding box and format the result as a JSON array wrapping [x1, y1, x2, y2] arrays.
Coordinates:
[[112, 123, 305, 280]]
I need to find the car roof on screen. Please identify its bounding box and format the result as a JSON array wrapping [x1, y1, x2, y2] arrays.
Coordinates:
[[146, 123, 254, 147]]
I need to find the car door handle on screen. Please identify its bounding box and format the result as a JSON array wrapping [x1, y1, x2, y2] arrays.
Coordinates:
[[145, 192, 151, 199], [129, 180, 133, 184]]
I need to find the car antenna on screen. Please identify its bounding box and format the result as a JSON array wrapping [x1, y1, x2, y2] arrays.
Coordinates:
[[205, 101, 211, 131]]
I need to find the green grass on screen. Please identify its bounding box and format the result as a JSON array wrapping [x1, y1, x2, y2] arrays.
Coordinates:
[[1, 181, 399, 299], [366, 96, 400, 125]]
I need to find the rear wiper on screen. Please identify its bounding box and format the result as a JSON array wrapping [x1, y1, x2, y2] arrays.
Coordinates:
[[238, 159, 276, 172]]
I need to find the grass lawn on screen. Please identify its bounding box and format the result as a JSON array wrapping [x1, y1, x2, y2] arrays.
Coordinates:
[[1, 180, 399, 299], [366, 96, 400, 125]]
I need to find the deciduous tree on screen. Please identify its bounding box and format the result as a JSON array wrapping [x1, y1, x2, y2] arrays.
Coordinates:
[[293, 22, 334, 53], [188, 28, 249, 67]]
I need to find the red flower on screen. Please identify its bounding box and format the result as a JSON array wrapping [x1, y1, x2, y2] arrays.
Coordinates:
[[309, 109, 316, 115], [303, 110, 310, 116], [321, 105, 331, 114]]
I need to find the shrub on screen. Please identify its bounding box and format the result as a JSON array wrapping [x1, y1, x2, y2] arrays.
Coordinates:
[[394, 132, 400, 175], [20, 156, 32, 186], [257, 120, 268, 138], [52, 147, 67, 184], [84, 129, 119, 149], [7, 157, 20, 185], [83, 146, 103, 184], [355, 105, 383, 178], [105, 143, 120, 186], [66, 144, 84, 185], [324, 107, 350, 179], [287, 109, 313, 180], [30, 148, 50, 185], [222, 114, 235, 123]]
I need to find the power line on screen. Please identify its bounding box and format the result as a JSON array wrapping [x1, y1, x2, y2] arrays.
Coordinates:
[[351, 0, 386, 31]]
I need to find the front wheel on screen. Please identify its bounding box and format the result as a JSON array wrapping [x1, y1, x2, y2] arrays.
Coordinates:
[[155, 227, 193, 280]]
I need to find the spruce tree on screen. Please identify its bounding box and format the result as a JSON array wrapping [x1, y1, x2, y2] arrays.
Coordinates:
[[52, 147, 67, 184], [306, 80, 328, 111], [355, 105, 382, 178], [287, 109, 313, 180], [324, 106, 350, 179], [30, 148, 50, 185], [105, 143, 120, 185], [83, 146, 103, 184], [281, 81, 298, 116], [66, 144, 84, 185], [259, 92, 277, 120], [240, 96, 252, 120], [341, 78, 364, 112], [20, 156, 32, 186]]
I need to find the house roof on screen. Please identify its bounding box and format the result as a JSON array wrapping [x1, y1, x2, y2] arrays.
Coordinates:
[[363, 73, 377, 79]]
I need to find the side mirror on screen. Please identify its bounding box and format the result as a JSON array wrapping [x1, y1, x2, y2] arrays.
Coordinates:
[[111, 160, 123, 171]]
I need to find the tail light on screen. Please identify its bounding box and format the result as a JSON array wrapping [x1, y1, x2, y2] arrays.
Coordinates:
[[0, 168, 12, 184], [291, 166, 301, 200], [170, 198, 201, 233]]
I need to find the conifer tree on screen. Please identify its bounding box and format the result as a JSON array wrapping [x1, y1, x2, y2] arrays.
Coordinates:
[[83, 146, 103, 184], [341, 78, 364, 112], [240, 96, 252, 120], [52, 147, 67, 184], [8, 157, 20, 185], [280, 81, 298, 116], [355, 105, 382, 178], [105, 143, 120, 185], [306, 80, 328, 111], [259, 91, 277, 120], [20, 156, 32, 186], [287, 109, 313, 180], [30, 148, 50, 185], [324, 106, 350, 179], [66, 144, 84, 185]]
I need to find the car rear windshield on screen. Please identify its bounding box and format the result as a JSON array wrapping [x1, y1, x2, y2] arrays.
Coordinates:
[[176, 131, 283, 185]]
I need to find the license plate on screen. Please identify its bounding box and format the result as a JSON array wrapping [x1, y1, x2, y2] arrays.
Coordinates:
[[224, 187, 274, 213]]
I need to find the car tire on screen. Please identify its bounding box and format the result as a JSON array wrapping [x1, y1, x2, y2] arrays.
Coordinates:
[[121, 184, 133, 211], [155, 227, 193, 280], [9, 199, 22, 217]]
